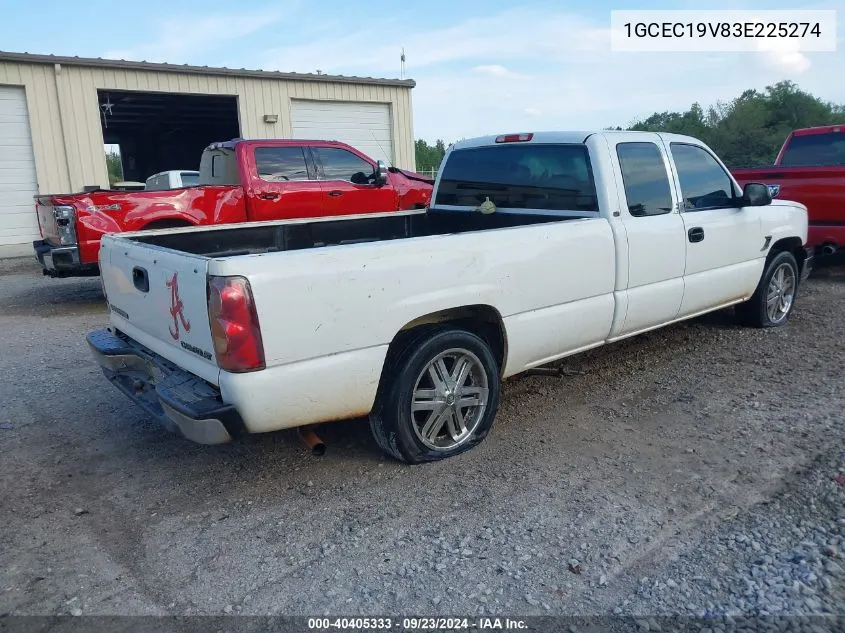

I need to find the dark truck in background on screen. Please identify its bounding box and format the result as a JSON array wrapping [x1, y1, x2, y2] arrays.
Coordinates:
[[731, 125, 845, 256], [33, 139, 434, 277]]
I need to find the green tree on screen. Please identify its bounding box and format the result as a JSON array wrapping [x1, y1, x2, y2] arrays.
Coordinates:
[[105, 150, 124, 185], [415, 138, 449, 172], [624, 81, 845, 167]]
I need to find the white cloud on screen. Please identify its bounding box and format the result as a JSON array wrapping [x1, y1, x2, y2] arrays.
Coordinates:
[[103, 6, 293, 64], [260, 8, 608, 75], [761, 51, 812, 75], [472, 65, 524, 79], [754, 36, 812, 76]]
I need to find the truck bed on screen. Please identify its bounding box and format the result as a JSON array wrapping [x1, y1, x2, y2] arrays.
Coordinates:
[[130, 208, 579, 258]]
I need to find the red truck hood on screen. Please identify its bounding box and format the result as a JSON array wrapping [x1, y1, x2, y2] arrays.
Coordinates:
[[388, 168, 434, 209], [389, 167, 435, 185], [731, 165, 845, 226]]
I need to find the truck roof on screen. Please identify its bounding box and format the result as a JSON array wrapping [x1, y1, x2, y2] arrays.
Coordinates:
[[790, 124, 845, 137], [450, 130, 704, 150], [205, 138, 350, 151]]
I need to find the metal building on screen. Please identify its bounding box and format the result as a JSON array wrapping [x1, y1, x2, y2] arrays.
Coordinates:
[[0, 51, 417, 256]]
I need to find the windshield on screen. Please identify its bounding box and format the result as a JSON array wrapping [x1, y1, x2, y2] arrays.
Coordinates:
[[780, 132, 845, 167], [435, 144, 599, 212], [180, 172, 200, 186]]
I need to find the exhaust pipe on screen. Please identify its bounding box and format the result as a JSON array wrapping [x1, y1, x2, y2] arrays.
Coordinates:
[[297, 426, 326, 456], [822, 244, 838, 256]]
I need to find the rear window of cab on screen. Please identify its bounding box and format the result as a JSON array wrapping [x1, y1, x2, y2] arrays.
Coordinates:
[[780, 132, 845, 167], [435, 144, 599, 212]]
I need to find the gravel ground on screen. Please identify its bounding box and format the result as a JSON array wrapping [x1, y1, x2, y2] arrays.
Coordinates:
[[0, 257, 843, 626], [625, 449, 844, 620]]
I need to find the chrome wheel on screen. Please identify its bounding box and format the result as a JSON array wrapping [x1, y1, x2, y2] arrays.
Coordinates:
[[766, 262, 796, 324], [410, 348, 490, 451]]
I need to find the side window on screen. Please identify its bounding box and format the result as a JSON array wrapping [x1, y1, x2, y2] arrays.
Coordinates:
[[180, 172, 199, 187], [254, 147, 310, 182], [315, 147, 376, 184], [670, 143, 736, 210], [616, 142, 674, 217]]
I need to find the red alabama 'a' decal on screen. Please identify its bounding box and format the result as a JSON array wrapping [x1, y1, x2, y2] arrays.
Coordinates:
[[166, 272, 191, 340]]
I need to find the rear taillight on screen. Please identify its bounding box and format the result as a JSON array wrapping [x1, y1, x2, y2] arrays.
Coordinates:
[[53, 205, 77, 245], [207, 275, 265, 373]]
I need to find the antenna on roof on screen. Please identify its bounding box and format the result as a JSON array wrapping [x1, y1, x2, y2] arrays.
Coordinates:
[[371, 131, 393, 168], [400, 48, 406, 79]]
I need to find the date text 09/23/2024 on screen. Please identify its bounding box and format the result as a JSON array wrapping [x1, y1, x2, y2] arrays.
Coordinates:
[[307, 617, 528, 630]]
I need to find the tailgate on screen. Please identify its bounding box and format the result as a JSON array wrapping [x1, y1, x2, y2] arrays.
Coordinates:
[[35, 197, 61, 244], [99, 234, 219, 384]]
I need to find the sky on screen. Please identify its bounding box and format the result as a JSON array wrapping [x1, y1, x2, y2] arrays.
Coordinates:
[[0, 0, 843, 143]]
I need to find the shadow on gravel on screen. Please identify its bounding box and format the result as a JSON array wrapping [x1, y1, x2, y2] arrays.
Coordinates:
[[690, 307, 741, 329], [2, 277, 105, 317], [819, 270, 845, 280], [810, 258, 845, 280], [233, 416, 382, 462], [101, 412, 384, 474]]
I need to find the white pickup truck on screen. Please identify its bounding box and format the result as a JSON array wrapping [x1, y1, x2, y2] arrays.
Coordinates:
[[88, 130, 812, 463]]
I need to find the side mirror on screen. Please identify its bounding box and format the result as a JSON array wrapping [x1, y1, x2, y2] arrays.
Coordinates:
[[375, 160, 389, 186], [741, 182, 772, 207]]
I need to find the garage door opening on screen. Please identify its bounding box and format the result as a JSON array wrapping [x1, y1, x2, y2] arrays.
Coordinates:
[[98, 90, 240, 185]]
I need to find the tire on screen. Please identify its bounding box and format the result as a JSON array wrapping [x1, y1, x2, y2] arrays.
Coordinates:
[[369, 325, 501, 464], [735, 251, 799, 328]]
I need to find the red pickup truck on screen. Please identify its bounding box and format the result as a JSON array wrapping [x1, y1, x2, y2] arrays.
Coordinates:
[[33, 139, 434, 277], [732, 125, 845, 256]]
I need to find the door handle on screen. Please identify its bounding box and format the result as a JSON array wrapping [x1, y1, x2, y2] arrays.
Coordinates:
[[258, 192, 279, 200], [688, 227, 705, 243], [328, 190, 344, 197], [132, 266, 149, 293]]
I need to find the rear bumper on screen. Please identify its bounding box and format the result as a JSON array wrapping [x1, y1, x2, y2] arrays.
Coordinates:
[[33, 240, 99, 277], [86, 328, 244, 444]]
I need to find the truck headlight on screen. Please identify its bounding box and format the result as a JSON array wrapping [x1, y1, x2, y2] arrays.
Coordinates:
[[53, 205, 77, 246]]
